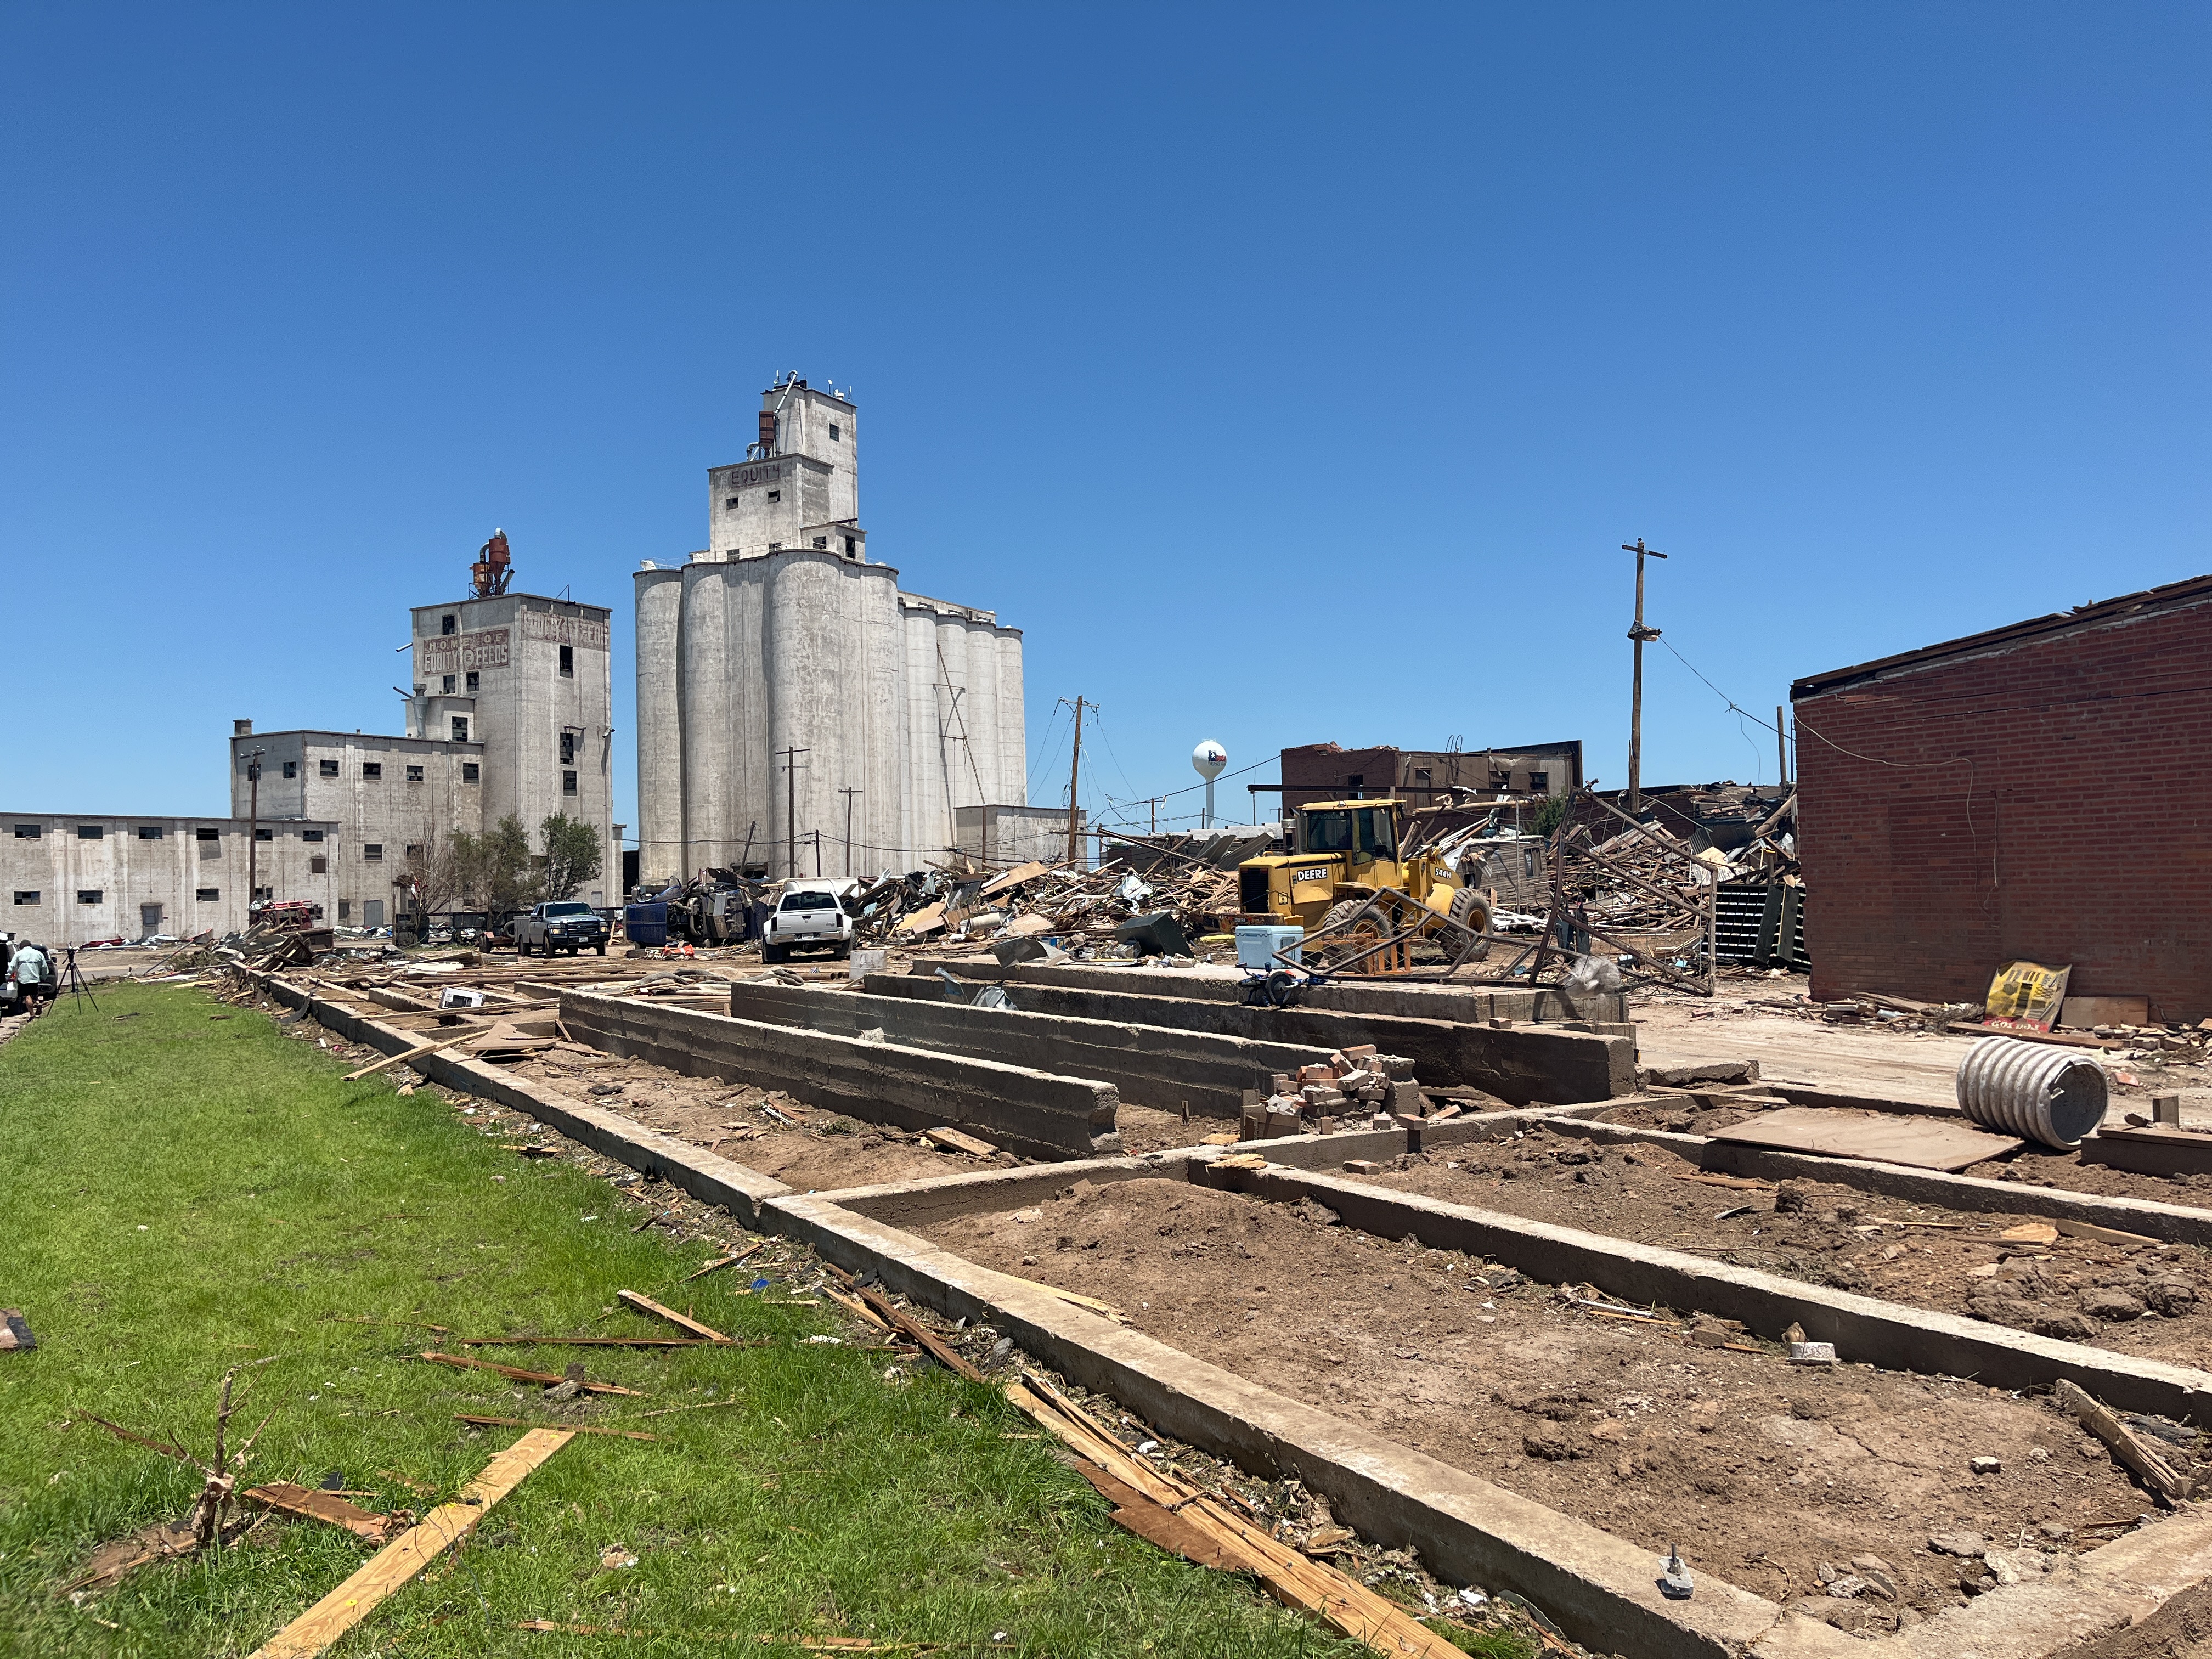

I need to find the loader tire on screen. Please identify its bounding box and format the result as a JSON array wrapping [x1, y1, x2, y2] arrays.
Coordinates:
[[1447, 886, 1493, 935], [1318, 898, 1369, 934]]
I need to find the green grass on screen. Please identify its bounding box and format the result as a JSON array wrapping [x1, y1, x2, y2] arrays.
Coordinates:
[[0, 984, 1378, 1658]]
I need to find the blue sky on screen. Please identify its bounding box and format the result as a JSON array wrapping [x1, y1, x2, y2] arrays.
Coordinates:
[[6, 4, 2206, 839]]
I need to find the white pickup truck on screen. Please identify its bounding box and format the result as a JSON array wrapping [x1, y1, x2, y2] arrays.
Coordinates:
[[761, 878, 860, 963]]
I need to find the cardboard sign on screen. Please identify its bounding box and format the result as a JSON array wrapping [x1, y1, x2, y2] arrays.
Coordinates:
[[1985, 960, 2073, 1032]]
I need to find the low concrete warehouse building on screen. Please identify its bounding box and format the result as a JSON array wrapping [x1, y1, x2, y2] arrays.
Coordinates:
[[1792, 572, 2212, 1023], [3, 814, 340, 946]]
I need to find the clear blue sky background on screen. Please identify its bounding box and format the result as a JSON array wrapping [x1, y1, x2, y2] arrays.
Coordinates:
[[6, 4, 2207, 842]]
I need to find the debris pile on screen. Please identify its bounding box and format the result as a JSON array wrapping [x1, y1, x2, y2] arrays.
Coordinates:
[[864, 847, 1244, 959], [1244, 1045, 1423, 1137]]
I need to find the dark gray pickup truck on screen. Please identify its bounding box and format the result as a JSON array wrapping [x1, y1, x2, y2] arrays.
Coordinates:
[[514, 900, 609, 956]]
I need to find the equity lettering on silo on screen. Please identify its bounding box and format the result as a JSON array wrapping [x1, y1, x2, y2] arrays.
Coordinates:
[[420, 628, 512, 677], [520, 613, 612, 651]]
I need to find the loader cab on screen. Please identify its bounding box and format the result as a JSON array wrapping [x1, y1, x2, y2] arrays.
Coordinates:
[[1299, 802, 1399, 869]]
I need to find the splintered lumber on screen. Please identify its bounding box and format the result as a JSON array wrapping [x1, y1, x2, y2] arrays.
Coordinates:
[[459, 1334, 709, 1349], [241, 1482, 393, 1542], [247, 1429, 573, 1658], [1665, 1171, 1775, 1192], [419, 1350, 643, 1396], [454, 1414, 657, 1442], [616, 1289, 731, 1344], [2054, 1217, 2160, 1248], [2053, 1381, 2194, 1504], [833, 1273, 983, 1382], [921, 1126, 998, 1158], [680, 1243, 764, 1283], [995, 1273, 1128, 1324], [341, 1028, 482, 1081], [822, 1286, 892, 1333], [1006, 1377, 1448, 1657]]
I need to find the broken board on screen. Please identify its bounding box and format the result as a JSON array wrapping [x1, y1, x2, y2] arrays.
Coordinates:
[[2060, 995, 2151, 1030], [2081, 1126, 2212, 1180], [1708, 1107, 2024, 1172]]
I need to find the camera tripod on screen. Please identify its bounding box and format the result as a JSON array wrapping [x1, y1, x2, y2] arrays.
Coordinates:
[[58, 946, 98, 1012]]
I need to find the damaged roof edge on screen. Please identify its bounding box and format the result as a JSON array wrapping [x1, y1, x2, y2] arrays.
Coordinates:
[[1791, 571, 2212, 701]]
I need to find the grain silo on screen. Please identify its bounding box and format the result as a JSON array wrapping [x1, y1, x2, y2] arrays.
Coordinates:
[[634, 374, 1029, 883]]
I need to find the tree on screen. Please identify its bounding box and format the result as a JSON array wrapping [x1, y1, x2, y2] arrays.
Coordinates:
[[453, 814, 538, 915], [539, 812, 603, 902], [398, 827, 467, 919], [1531, 792, 1573, 838]]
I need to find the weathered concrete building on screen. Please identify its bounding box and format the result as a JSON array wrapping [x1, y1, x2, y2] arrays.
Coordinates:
[[1277, 741, 1585, 814], [635, 374, 1027, 882], [229, 580, 617, 922], [4, 814, 340, 945], [1793, 573, 2212, 1022]]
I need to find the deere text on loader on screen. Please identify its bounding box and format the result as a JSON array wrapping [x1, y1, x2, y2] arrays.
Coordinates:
[[1235, 799, 1493, 957]]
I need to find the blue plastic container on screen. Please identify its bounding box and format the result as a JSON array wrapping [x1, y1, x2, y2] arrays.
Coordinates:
[[623, 901, 670, 946]]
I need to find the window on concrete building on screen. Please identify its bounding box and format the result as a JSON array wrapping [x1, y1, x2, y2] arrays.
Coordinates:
[[768, 541, 783, 550], [301, 829, 323, 842], [1527, 771, 1549, 792], [137, 826, 163, 840], [12, 891, 38, 906], [253, 885, 273, 901], [363, 762, 382, 780], [363, 844, 383, 861], [725, 495, 741, 509], [441, 614, 456, 636], [78, 824, 104, 839], [766, 490, 780, 502], [13, 825, 40, 838], [465, 672, 479, 693], [404, 844, 422, 860], [282, 760, 298, 778], [452, 718, 469, 742], [462, 763, 481, 783], [812, 536, 827, 550], [363, 899, 384, 926], [1413, 769, 1431, 787], [77, 889, 102, 904], [559, 645, 574, 677], [337, 899, 351, 919], [560, 732, 575, 764], [563, 770, 578, 795], [320, 759, 339, 777], [196, 827, 219, 842], [442, 674, 455, 695], [829, 423, 840, 441], [197, 887, 219, 902], [406, 765, 424, 783], [843, 536, 855, 555], [309, 856, 327, 874]]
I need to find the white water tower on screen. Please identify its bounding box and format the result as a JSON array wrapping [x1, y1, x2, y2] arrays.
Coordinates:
[[1192, 738, 1228, 830]]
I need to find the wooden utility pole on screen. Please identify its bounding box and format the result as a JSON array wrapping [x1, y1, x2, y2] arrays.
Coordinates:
[[1061, 697, 1088, 865], [838, 788, 862, 877], [243, 747, 266, 913], [1621, 538, 1667, 815], [776, 746, 810, 878], [1775, 705, 1789, 792]]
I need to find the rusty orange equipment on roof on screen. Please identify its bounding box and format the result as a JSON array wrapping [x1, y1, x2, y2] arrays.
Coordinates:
[[471, 528, 513, 597]]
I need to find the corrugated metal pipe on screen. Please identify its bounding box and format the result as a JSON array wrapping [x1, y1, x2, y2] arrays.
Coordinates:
[[1956, 1037, 2109, 1149]]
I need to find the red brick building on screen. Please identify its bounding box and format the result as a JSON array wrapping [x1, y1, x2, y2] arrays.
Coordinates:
[[1792, 574, 2212, 1022]]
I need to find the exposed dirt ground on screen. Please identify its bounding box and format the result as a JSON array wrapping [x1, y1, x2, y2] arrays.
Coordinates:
[[924, 1175, 2170, 1633], [510, 1046, 986, 1190], [1347, 1128, 2212, 1366]]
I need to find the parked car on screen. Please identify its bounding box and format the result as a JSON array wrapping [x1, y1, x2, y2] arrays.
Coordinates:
[[514, 900, 610, 956], [761, 878, 860, 963]]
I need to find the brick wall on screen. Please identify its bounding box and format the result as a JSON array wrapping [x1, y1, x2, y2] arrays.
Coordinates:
[[1794, 596, 2212, 1022]]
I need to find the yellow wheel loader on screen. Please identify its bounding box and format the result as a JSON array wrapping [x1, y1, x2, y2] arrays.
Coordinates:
[[1235, 799, 1494, 958]]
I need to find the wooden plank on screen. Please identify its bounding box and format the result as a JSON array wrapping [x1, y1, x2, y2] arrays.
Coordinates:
[[838, 1277, 984, 1383], [458, 1334, 709, 1349], [2054, 1217, 2160, 1248], [418, 1350, 643, 1396], [1946, 1022, 2123, 1051], [453, 1414, 656, 1442], [1707, 1107, 2023, 1172], [980, 860, 1052, 896], [2060, 995, 2151, 1030], [247, 1429, 573, 1658], [616, 1289, 731, 1344], [241, 1483, 393, 1542], [1006, 1378, 1449, 1657], [2081, 1127, 2212, 1179], [340, 1028, 482, 1081], [679, 1243, 763, 1283], [2053, 1381, 2192, 1504], [921, 1126, 998, 1158]]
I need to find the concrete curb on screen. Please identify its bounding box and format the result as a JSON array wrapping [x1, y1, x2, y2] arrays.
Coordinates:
[[1543, 1115, 2212, 1246]]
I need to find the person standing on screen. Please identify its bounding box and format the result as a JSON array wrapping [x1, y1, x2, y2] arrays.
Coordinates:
[[9, 940, 52, 1014]]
